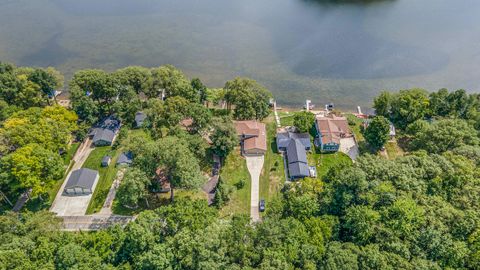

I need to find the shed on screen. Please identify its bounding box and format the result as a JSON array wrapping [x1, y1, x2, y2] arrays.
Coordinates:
[[64, 168, 99, 195], [117, 152, 133, 166], [101, 156, 111, 167]]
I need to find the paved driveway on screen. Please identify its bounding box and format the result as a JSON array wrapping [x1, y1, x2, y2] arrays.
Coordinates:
[[245, 155, 264, 222], [50, 139, 96, 216], [340, 137, 359, 160]]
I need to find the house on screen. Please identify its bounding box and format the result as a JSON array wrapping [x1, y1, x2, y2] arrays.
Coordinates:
[[117, 152, 133, 166], [276, 130, 311, 152], [287, 139, 310, 179], [64, 168, 99, 195], [315, 115, 352, 152], [90, 116, 121, 146], [135, 112, 147, 128], [234, 121, 267, 156], [101, 156, 111, 167]]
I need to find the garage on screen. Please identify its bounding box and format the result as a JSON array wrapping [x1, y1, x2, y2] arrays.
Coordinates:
[[64, 168, 99, 195]]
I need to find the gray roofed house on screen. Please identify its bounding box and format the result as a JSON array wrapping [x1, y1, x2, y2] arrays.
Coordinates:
[[286, 139, 309, 179], [117, 152, 133, 166], [90, 116, 121, 146], [135, 112, 147, 128], [64, 168, 99, 195], [277, 131, 311, 152], [288, 162, 310, 179]]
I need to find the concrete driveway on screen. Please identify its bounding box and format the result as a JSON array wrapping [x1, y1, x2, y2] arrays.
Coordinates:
[[245, 155, 264, 222], [340, 137, 359, 160], [50, 139, 96, 216]]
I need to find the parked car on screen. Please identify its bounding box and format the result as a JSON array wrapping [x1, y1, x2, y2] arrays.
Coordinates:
[[259, 199, 265, 212]]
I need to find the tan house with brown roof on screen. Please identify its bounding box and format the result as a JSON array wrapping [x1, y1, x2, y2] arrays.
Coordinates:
[[234, 121, 267, 156], [314, 115, 353, 152]]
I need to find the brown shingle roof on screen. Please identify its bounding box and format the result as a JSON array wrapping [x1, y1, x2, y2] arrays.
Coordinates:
[[234, 121, 267, 151], [316, 115, 352, 145]]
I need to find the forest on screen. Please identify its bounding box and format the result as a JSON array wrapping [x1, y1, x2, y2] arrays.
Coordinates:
[[2, 61, 480, 269]]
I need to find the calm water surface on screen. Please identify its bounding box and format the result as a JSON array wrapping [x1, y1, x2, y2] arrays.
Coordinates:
[[1, 0, 480, 108]]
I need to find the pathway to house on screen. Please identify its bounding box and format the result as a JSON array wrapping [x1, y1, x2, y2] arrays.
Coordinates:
[[98, 169, 126, 215], [246, 155, 264, 222], [273, 101, 281, 128]]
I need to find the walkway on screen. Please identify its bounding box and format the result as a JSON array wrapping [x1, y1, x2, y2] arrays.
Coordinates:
[[273, 101, 281, 128], [245, 155, 264, 222], [98, 169, 125, 215]]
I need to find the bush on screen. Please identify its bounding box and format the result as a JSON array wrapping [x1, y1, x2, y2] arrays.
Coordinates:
[[235, 179, 246, 190]]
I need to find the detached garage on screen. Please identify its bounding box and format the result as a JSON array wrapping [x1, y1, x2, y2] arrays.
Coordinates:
[[64, 168, 99, 195]]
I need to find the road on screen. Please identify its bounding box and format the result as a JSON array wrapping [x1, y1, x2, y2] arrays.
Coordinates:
[[245, 155, 264, 222], [61, 215, 135, 231]]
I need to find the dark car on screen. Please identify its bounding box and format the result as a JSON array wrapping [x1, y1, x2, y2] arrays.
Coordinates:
[[259, 199, 266, 212]]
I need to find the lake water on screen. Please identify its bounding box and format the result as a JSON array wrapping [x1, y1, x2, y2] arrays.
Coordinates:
[[1, 0, 480, 108]]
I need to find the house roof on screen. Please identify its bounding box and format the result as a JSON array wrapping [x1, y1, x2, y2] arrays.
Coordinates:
[[316, 115, 352, 145], [234, 121, 267, 151], [65, 168, 98, 190], [102, 156, 111, 163], [92, 128, 115, 144], [288, 161, 310, 178], [287, 139, 308, 164], [135, 112, 146, 126], [277, 131, 311, 149], [117, 152, 133, 165]]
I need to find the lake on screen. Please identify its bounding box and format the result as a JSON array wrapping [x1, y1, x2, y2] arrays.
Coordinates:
[[1, 0, 480, 108]]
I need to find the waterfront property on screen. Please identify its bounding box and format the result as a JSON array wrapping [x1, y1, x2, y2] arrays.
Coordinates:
[[286, 139, 310, 180], [234, 121, 267, 156], [314, 115, 352, 152], [276, 128, 311, 152]]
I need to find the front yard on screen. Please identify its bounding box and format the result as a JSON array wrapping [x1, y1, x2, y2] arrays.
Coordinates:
[[308, 151, 352, 179]]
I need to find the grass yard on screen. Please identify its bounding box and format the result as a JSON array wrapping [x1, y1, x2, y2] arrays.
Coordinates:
[[385, 141, 404, 160], [345, 114, 365, 142], [219, 148, 251, 217], [260, 117, 285, 205], [280, 114, 295, 127], [63, 142, 80, 165], [83, 146, 121, 214], [308, 151, 352, 179]]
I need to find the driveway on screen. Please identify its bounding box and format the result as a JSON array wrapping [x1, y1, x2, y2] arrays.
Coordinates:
[[339, 137, 359, 160], [245, 155, 264, 222], [50, 139, 96, 216]]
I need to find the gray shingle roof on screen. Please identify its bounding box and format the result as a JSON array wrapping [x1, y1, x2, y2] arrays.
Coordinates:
[[92, 128, 115, 144], [65, 168, 99, 190], [288, 161, 310, 178], [117, 152, 133, 165], [135, 112, 146, 127], [277, 131, 311, 150], [287, 139, 308, 164]]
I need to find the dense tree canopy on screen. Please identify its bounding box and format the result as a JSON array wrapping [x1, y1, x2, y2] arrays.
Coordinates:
[[293, 111, 315, 133], [363, 116, 390, 151], [224, 77, 272, 120]]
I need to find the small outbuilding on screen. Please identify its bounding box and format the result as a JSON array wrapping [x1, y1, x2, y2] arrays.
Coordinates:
[[101, 156, 111, 167], [117, 152, 133, 166], [64, 168, 99, 196], [135, 112, 147, 128]]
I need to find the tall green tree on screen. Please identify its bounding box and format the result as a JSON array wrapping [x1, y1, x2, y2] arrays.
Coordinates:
[[293, 111, 315, 133], [224, 77, 271, 120], [117, 168, 151, 208], [363, 116, 390, 151], [210, 116, 238, 157]]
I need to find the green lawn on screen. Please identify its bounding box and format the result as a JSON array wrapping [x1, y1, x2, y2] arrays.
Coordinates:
[[63, 142, 80, 165], [280, 114, 294, 127], [219, 148, 251, 217], [260, 117, 285, 205], [308, 151, 352, 179], [385, 141, 404, 160], [345, 114, 365, 142], [83, 146, 121, 214]]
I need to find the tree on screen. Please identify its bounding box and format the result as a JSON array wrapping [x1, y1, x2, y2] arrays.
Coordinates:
[[224, 77, 271, 120], [117, 168, 150, 208], [113, 66, 151, 94], [363, 116, 390, 151], [0, 143, 64, 196], [344, 206, 380, 245], [149, 65, 198, 102], [389, 89, 429, 129], [293, 111, 315, 133], [210, 116, 238, 157], [28, 68, 58, 105], [373, 91, 392, 117], [409, 119, 479, 153], [191, 78, 208, 104]]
